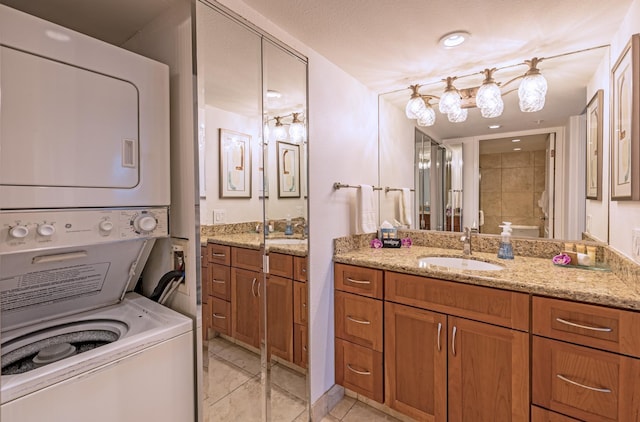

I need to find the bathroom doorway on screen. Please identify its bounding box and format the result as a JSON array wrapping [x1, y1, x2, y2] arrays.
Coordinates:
[[478, 133, 555, 238]]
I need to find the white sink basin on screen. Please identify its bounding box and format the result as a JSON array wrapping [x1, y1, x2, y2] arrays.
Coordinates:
[[418, 256, 504, 271], [266, 238, 307, 245]]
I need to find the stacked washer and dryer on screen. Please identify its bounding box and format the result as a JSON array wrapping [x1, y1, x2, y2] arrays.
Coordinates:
[[0, 5, 194, 421]]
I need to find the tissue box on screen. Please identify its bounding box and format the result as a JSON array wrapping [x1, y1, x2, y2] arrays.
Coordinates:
[[379, 227, 397, 239]]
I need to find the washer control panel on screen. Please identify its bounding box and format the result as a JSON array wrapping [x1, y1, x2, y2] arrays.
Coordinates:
[[0, 207, 169, 254]]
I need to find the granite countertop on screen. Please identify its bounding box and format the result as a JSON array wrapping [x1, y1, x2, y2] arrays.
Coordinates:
[[334, 246, 640, 311], [202, 232, 308, 257]]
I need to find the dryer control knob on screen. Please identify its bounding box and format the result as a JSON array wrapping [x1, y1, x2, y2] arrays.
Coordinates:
[[9, 225, 29, 239], [99, 220, 114, 232], [134, 215, 157, 233], [37, 224, 55, 236]]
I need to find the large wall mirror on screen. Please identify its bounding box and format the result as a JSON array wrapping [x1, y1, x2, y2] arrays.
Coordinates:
[[379, 45, 610, 243], [196, 1, 309, 420]]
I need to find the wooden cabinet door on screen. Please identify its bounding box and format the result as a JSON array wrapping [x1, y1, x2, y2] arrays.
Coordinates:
[[267, 275, 293, 361], [294, 323, 308, 368], [293, 281, 307, 325], [231, 267, 260, 348], [447, 316, 529, 422], [385, 302, 447, 421]]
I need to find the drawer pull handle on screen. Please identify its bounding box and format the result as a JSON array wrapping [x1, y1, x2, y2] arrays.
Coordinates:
[[212, 279, 226, 284], [346, 277, 371, 285], [346, 364, 371, 376], [346, 315, 371, 325], [212, 313, 226, 319], [555, 317, 613, 332], [452, 326, 457, 356], [437, 322, 442, 352], [556, 374, 612, 393], [212, 253, 226, 257]]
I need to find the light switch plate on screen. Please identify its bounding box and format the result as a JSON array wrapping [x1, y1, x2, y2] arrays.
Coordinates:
[[213, 209, 226, 224]]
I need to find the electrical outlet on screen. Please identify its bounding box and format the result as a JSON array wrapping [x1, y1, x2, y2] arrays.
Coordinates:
[[633, 228, 640, 262], [213, 209, 226, 224], [172, 245, 184, 270]]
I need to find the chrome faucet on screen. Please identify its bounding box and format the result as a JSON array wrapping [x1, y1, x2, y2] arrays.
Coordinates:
[[460, 226, 476, 255]]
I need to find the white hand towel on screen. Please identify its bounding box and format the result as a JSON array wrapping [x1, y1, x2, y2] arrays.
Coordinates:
[[357, 184, 377, 234], [399, 188, 412, 227]]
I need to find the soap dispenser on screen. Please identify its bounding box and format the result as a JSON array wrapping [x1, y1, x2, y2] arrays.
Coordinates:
[[284, 215, 293, 235], [497, 222, 514, 260]]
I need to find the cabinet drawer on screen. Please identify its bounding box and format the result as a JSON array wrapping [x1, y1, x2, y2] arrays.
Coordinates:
[[334, 263, 383, 299], [335, 338, 383, 403], [207, 243, 231, 265], [201, 246, 208, 269], [294, 281, 308, 325], [531, 406, 581, 421], [532, 336, 640, 421], [269, 252, 293, 278], [209, 264, 231, 301], [294, 323, 308, 369], [293, 256, 308, 282], [335, 291, 383, 352], [211, 297, 231, 336], [533, 296, 640, 358], [232, 247, 263, 271], [385, 271, 529, 331]]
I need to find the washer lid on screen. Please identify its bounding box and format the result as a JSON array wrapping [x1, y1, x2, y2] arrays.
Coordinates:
[[0, 239, 154, 332]]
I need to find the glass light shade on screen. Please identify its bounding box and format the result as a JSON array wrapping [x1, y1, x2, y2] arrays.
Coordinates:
[[447, 107, 468, 123], [476, 81, 502, 110], [480, 96, 504, 118], [417, 105, 436, 126], [518, 73, 547, 112], [289, 122, 305, 143], [438, 90, 461, 114], [272, 124, 287, 141], [406, 96, 426, 119]]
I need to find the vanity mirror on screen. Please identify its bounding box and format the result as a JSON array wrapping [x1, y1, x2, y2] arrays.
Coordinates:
[[379, 45, 610, 242], [196, 1, 309, 420]]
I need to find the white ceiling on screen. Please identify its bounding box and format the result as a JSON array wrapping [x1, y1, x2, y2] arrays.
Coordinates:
[[6, 0, 634, 139]]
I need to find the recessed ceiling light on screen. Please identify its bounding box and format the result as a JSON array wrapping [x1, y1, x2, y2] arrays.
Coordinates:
[[512, 139, 521, 143], [438, 31, 471, 48], [513, 147, 522, 151], [488, 124, 501, 129]]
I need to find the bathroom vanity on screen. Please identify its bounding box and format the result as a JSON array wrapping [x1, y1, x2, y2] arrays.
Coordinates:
[[333, 234, 640, 421]]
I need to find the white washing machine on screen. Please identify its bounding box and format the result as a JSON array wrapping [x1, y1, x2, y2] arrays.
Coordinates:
[[0, 209, 195, 422]]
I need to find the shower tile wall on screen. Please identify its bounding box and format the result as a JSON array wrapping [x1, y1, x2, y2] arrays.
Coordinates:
[[480, 150, 546, 235]]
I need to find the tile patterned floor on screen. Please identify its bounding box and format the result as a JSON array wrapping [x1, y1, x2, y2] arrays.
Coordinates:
[[202, 336, 404, 421]]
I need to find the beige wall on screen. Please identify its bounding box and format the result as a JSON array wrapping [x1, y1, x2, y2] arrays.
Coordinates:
[[480, 150, 546, 235]]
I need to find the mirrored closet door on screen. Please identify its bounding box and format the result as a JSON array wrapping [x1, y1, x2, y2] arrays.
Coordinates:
[[196, 1, 309, 421]]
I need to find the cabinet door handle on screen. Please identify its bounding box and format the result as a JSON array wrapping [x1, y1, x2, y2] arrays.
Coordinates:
[[257, 281, 261, 297], [346, 315, 371, 325], [555, 317, 613, 332], [346, 277, 371, 285], [251, 278, 257, 297], [556, 374, 611, 393], [437, 322, 442, 352], [212, 279, 226, 284], [346, 364, 371, 376], [212, 313, 226, 319], [212, 253, 226, 257], [452, 326, 457, 356]]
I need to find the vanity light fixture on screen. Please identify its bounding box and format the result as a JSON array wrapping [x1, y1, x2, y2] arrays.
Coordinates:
[[404, 56, 548, 125], [266, 112, 307, 143], [272, 116, 287, 141], [288, 113, 305, 142]]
